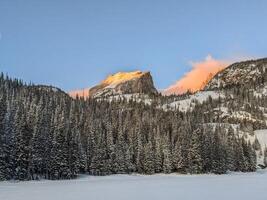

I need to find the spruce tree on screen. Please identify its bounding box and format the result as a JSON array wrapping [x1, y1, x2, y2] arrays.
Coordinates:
[[188, 129, 203, 174]]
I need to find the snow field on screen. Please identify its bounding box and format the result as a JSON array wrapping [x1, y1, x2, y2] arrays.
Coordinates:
[[1, 171, 267, 200]]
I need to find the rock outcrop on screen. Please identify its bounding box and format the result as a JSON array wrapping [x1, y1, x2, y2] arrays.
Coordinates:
[[70, 71, 158, 98]]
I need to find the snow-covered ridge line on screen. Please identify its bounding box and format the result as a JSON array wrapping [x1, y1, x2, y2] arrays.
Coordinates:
[[96, 91, 225, 112], [205, 58, 267, 90], [162, 91, 224, 112]]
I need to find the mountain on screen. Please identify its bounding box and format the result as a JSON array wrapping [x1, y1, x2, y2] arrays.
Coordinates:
[[162, 58, 267, 165], [205, 58, 267, 90], [164, 58, 267, 110], [70, 71, 158, 98]]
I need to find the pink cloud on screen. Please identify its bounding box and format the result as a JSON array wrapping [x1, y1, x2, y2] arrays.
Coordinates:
[[69, 88, 90, 98], [163, 55, 232, 95]]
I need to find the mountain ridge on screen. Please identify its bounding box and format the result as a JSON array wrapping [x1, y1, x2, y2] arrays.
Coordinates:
[[205, 58, 267, 90]]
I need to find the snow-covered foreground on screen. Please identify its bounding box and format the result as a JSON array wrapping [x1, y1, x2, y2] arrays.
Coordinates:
[[1, 171, 267, 200]]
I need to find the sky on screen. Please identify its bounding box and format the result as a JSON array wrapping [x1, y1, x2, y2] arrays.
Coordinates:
[[0, 0, 267, 92]]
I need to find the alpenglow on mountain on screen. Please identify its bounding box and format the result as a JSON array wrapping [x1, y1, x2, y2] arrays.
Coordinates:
[[69, 71, 158, 98]]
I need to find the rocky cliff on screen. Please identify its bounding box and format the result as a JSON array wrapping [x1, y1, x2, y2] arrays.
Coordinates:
[[70, 71, 158, 98]]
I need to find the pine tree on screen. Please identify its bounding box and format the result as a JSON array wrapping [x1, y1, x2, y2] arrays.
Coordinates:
[[188, 129, 203, 174], [211, 126, 226, 174], [13, 106, 32, 180], [225, 126, 236, 171], [154, 136, 163, 173], [0, 95, 10, 180], [162, 148, 172, 174], [50, 111, 70, 179], [264, 147, 267, 167], [143, 142, 155, 174], [173, 142, 186, 173]]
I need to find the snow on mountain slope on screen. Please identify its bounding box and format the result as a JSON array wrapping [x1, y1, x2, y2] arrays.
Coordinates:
[[221, 110, 266, 124], [254, 85, 267, 97], [99, 93, 153, 105], [162, 91, 224, 112], [245, 129, 267, 165], [30, 85, 62, 93], [255, 130, 267, 150], [205, 58, 267, 90], [29, 85, 69, 97], [201, 123, 267, 165]]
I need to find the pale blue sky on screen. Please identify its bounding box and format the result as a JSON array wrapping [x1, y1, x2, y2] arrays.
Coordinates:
[[0, 0, 266, 91]]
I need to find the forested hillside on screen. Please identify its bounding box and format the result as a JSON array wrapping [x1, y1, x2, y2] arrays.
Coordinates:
[[0, 70, 259, 181]]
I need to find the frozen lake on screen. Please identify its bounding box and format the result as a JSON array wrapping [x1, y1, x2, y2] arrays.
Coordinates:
[[1, 171, 267, 200]]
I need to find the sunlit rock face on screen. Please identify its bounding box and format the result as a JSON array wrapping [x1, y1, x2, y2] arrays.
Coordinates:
[[101, 71, 145, 86], [69, 71, 158, 98]]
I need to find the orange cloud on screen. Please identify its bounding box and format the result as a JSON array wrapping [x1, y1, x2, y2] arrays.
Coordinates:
[[163, 55, 231, 95], [69, 88, 90, 98]]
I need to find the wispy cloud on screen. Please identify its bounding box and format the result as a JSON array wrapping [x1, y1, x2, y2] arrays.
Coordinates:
[[163, 55, 232, 95]]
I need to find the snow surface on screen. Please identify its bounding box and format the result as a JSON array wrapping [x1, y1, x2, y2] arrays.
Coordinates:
[[1, 171, 267, 200], [163, 91, 224, 112], [254, 85, 267, 97], [245, 129, 267, 164], [255, 129, 267, 150], [99, 93, 153, 105]]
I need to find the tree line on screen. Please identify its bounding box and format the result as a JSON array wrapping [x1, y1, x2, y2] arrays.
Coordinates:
[[0, 73, 259, 181]]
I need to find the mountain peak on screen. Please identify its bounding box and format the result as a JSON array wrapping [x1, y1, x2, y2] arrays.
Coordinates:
[[70, 71, 157, 98], [101, 71, 147, 86], [205, 58, 267, 90]]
